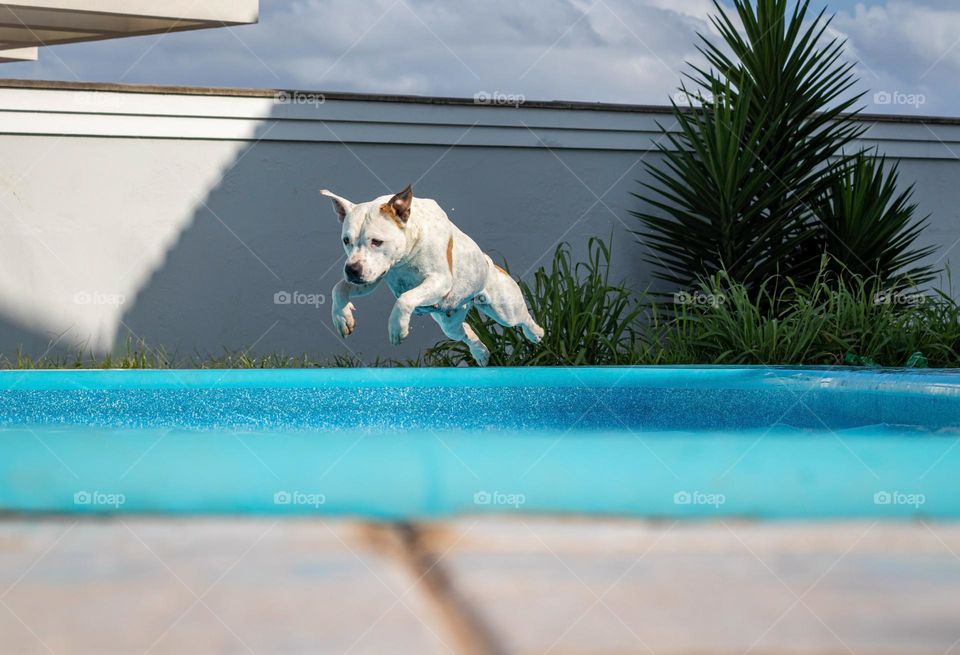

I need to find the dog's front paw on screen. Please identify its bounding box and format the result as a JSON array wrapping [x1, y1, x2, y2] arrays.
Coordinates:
[[470, 342, 490, 367], [332, 302, 356, 337], [388, 306, 410, 345]]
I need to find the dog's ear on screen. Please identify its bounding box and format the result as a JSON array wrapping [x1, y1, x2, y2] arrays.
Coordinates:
[[387, 185, 413, 223], [320, 189, 355, 222]]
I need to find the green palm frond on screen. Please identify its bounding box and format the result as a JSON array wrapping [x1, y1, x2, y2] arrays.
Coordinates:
[[631, 0, 935, 293]]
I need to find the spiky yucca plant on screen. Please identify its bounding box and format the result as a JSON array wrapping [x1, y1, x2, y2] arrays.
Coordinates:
[[813, 152, 936, 286], [632, 0, 936, 292]]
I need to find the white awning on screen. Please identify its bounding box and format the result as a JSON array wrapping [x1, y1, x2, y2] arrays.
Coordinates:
[[0, 46, 36, 62], [0, 1, 258, 63]]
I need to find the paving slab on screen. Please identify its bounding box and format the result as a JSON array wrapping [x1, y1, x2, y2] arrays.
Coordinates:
[[1, 517, 958, 655], [437, 519, 960, 655], [0, 518, 442, 655]]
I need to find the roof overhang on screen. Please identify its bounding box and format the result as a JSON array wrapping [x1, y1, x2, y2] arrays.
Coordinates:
[[0, 45, 36, 62], [0, 1, 258, 61]]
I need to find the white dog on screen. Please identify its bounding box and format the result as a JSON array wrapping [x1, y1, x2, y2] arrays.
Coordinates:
[[321, 185, 543, 366]]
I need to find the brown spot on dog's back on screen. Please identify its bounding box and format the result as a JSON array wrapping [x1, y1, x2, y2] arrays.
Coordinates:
[[380, 203, 405, 230], [446, 236, 454, 273], [495, 264, 510, 276]]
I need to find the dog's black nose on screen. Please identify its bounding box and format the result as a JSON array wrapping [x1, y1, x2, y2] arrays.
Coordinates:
[[344, 262, 363, 282]]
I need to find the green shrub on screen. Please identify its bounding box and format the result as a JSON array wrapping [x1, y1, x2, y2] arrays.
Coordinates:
[[423, 238, 649, 366], [663, 272, 830, 365], [812, 152, 936, 286], [664, 263, 960, 367]]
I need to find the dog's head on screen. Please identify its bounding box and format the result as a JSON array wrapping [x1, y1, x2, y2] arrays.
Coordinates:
[[320, 185, 414, 285]]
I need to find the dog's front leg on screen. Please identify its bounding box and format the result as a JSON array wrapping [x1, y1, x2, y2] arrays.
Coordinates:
[[389, 274, 449, 345], [332, 279, 380, 337]]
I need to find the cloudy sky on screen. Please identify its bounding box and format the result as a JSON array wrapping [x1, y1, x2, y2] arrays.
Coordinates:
[[3, 0, 958, 116]]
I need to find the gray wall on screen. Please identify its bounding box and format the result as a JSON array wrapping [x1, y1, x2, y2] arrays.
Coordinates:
[[0, 80, 958, 363]]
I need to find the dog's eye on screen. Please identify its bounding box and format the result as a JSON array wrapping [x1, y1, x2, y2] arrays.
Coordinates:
[[371, 239, 383, 247], [342, 237, 349, 245]]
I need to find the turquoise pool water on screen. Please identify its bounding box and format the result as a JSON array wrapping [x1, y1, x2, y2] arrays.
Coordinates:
[[1, 367, 958, 518]]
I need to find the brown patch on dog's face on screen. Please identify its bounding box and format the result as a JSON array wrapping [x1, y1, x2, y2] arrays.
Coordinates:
[[379, 184, 413, 229], [446, 236, 454, 273], [388, 185, 413, 221], [495, 264, 510, 276], [379, 202, 405, 230]]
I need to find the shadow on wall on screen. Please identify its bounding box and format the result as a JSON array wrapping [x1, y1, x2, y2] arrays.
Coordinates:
[[0, 100, 648, 363], [4, 97, 957, 363]]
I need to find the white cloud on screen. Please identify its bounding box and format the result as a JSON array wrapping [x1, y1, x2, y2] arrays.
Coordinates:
[[832, 1, 960, 114]]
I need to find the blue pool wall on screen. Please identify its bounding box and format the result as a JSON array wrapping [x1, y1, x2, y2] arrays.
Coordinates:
[[0, 367, 958, 520]]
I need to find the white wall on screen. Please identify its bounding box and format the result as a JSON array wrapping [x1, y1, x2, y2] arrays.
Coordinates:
[[0, 80, 958, 362]]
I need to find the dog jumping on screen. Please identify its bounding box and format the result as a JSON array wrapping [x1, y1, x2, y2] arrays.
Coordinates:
[[321, 185, 543, 366]]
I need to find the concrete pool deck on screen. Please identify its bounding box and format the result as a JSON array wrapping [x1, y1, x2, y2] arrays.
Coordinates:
[[1, 517, 959, 654]]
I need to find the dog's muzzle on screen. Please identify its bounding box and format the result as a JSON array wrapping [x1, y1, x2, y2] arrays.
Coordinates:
[[344, 262, 364, 284]]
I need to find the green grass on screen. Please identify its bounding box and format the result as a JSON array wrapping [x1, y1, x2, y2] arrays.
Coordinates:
[[0, 339, 415, 370]]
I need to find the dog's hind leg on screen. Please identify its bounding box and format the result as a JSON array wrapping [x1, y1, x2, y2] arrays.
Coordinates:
[[433, 310, 490, 367], [479, 303, 543, 344], [476, 269, 544, 344]]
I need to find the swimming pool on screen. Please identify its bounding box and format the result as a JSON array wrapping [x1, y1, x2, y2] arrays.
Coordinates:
[[0, 367, 958, 519]]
